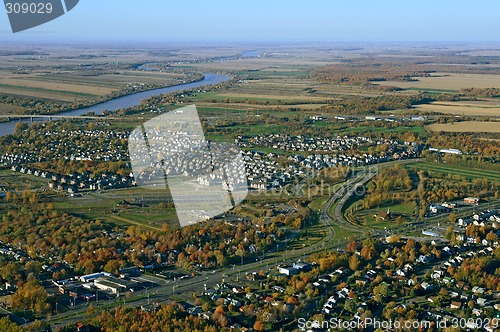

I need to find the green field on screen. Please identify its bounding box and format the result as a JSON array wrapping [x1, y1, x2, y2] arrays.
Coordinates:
[[0, 169, 48, 191], [405, 162, 500, 182], [343, 125, 429, 136], [53, 189, 179, 230]]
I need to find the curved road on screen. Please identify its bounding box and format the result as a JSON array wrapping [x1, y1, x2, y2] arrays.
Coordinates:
[[320, 159, 424, 240]]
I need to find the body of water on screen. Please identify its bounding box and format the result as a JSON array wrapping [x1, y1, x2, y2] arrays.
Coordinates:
[[0, 73, 231, 137]]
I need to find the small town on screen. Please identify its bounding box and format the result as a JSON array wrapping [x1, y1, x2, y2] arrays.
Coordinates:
[[0, 3, 500, 331]]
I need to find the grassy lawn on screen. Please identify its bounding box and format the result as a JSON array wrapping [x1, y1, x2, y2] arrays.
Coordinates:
[[217, 123, 291, 136], [349, 201, 416, 230], [288, 223, 328, 249], [53, 189, 179, 230], [308, 197, 328, 212], [108, 211, 178, 230]]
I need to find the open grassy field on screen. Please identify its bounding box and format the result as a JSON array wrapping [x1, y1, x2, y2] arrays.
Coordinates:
[[375, 73, 500, 91], [0, 169, 48, 191], [0, 82, 103, 102], [415, 101, 500, 117], [405, 162, 500, 182], [427, 121, 500, 133], [215, 92, 328, 102], [53, 189, 180, 230], [246, 77, 390, 98], [38, 71, 184, 88], [342, 125, 429, 136]]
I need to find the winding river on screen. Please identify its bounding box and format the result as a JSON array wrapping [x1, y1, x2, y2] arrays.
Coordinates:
[[0, 73, 231, 137]]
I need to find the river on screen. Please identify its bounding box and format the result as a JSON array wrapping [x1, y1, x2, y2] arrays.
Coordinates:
[[0, 73, 231, 137]]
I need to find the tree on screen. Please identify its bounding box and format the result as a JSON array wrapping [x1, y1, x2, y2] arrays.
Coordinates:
[[212, 306, 228, 327], [445, 226, 454, 240], [360, 243, 375, 261], [104, 260, 121, 274], [25, 261, 42, 278], [344, 299, 356, 313], [12, 280, 49, 315], [0, 317, 24, 332], [448, 213, 457, 223], [349, 254, 360, 271], [486, 231, 498, 243], [254, 320, 265, 331]]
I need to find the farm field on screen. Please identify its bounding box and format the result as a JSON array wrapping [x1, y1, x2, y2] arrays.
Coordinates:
[[0, 69, 187, 103], [375, 73, 500, 91], [427, 121, 500, 133], [0, 76, 115, 96], [0, 45, 202, 110], [415, 101, 500, 117]]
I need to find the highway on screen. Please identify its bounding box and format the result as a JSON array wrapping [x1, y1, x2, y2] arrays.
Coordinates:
[[320, 159, 424, 239]]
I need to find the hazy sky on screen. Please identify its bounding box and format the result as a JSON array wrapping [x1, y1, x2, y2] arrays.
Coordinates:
[[1, 0, 499, 43]]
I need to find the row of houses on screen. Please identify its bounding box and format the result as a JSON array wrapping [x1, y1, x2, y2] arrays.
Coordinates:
[[10, 165, 136, 193], [0, 244, 29, 262], [456, 209, 500, 230], [238, 134, 395, 153], [244, 150, 418, 192]]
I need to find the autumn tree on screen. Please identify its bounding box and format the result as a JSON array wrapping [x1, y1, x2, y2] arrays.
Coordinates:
[[0, 317, 23, 332], [349, 254, 360, 271], [12, 279, 49, 315], [254, 320, 265, 331]]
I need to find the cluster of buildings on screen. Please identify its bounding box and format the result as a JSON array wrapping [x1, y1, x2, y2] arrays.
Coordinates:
[[53, 268, 144, 306], [424, 245, 499, 328], [309, 114, 427, 123], [10, 165, 135, 193], [429, 147, 463, 156], [428, 197, 482, 215], [310, 240, 499, 331], [457, 209, 500, 229], [238, 134, 376, 152], [129, 131, 248, 194], [1, 124, 425, 196], [0, 129, 130, 165], [240, 134, 422, 191]]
